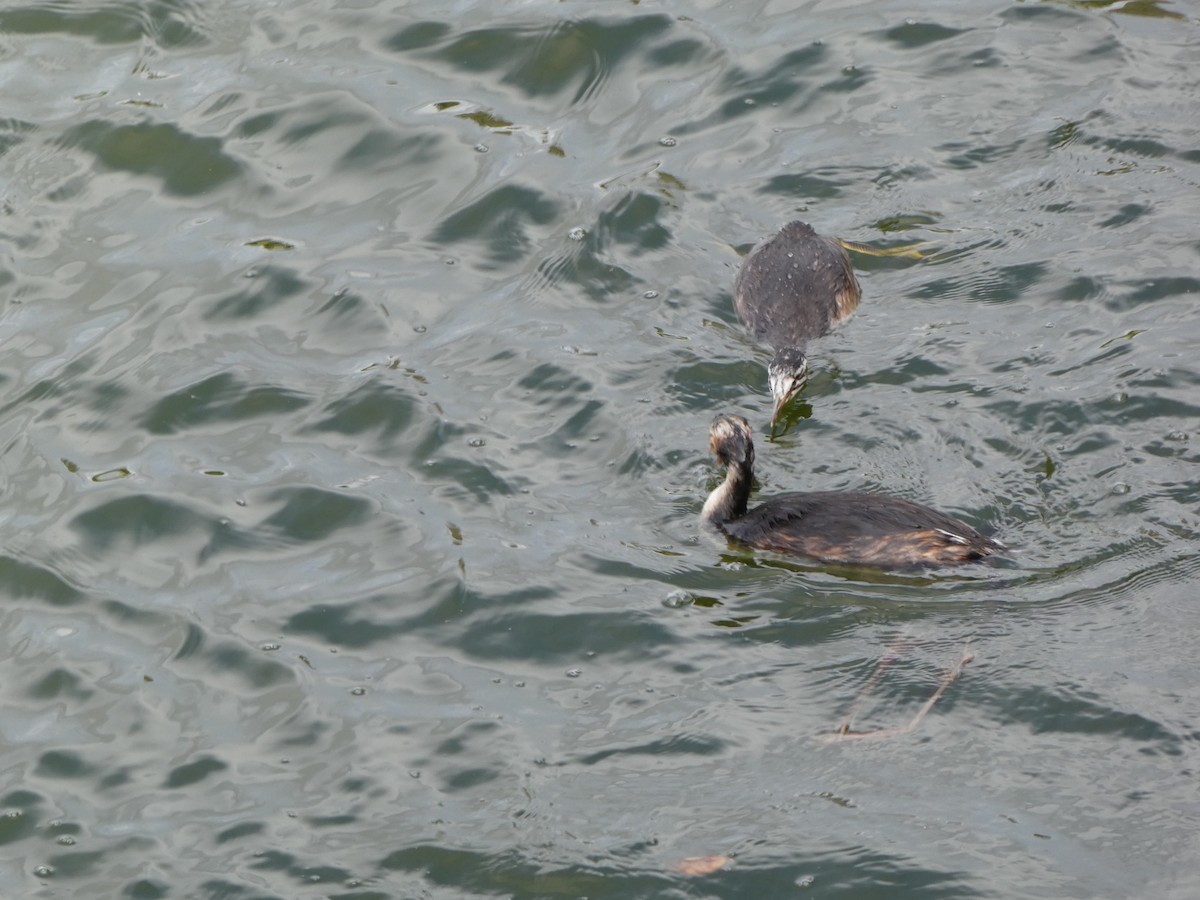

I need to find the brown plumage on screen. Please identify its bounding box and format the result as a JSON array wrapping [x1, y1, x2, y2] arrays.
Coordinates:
[[733, 221, 862, 424], [701, 414, 1003, 568]]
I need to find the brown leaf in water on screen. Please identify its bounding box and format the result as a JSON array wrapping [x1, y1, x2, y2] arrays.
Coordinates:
[[676, 855, 730, 876]]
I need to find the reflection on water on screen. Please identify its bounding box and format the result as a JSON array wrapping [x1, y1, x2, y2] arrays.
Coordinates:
[[1, 0, 1198, 896]]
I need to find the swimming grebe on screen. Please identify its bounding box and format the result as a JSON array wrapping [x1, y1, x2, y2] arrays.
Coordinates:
[[701, 414, 1002, 567], [733, 221, 861, 425]]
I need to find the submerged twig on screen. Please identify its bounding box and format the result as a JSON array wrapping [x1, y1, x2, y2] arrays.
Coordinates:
[[823, 640, 973, 743], [837, 632, 914, 733]]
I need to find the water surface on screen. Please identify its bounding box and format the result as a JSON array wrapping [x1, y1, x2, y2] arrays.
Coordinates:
[[1, 0, 1198, 897]]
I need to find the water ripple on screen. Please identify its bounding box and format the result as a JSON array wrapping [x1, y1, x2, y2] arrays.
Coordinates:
[[0, 1, 210, 49]]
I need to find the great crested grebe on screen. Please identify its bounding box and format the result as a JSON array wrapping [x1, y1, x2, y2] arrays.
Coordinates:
[[702, 414, 1002, 568], [733, 221, 861, 425]]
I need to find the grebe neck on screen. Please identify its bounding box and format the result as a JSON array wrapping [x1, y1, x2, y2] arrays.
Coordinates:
[[701, 459, 752, 530]]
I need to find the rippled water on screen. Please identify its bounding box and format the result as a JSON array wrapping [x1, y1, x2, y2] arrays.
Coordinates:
[[2, 0, 1198, 896]]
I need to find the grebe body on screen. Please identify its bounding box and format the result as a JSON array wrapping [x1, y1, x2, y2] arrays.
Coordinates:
[[733, 221, 861, 423], [702, 414, 1002, 568]]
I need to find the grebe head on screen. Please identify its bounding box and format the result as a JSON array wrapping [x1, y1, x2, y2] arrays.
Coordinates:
[[709, 413, 754, 469], [767, 347, 809, 426]]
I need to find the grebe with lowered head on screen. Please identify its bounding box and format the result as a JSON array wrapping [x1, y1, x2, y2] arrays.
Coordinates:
[[701, 414, 1002, 567], [734, 221, 861, 425]]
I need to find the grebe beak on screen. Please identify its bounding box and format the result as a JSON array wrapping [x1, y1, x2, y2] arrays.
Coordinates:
[[769, 375, 805, 428], [770, 393, 788, 428]]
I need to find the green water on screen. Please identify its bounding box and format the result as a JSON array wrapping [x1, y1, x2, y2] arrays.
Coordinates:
[[1, 1, 1198, 897]]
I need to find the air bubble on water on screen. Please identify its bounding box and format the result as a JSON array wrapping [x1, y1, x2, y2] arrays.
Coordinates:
[[663, 589, 693, 609], [1111, 482, 1130, 495], [643, 290, 659, 299], [566, 667, 582, 678], [659, 136, 677, 147]]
